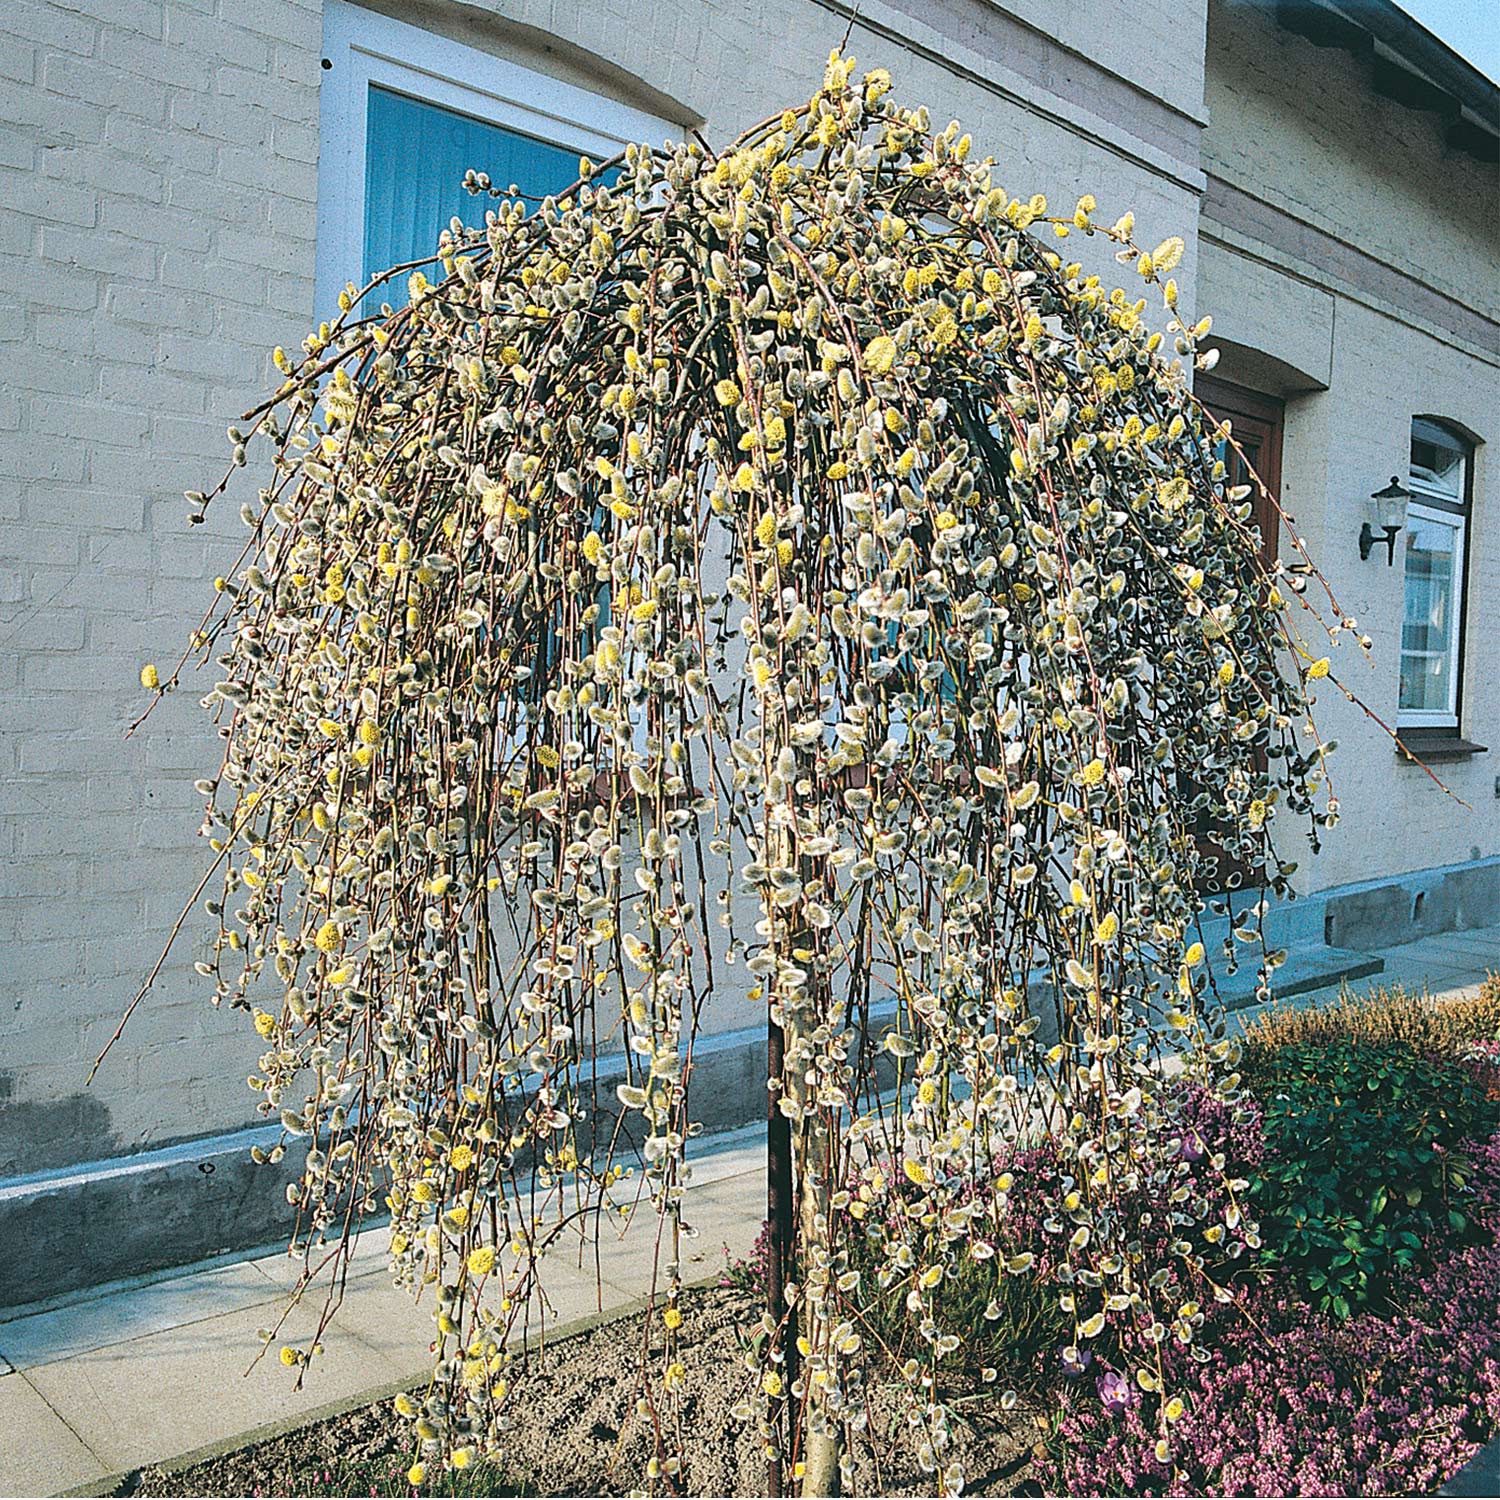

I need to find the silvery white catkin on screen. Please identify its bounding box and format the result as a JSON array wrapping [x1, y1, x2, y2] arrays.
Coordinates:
[[136, 48, 1355, 1496]]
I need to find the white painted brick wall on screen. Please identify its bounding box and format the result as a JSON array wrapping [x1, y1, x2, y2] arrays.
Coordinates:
[[0, 0, 322, 1178], [1, 0, 1210, 1179], [1199, 0, 1500, 895], [1203, 0, 1497, 323], [1304, 301, 1500, 892]]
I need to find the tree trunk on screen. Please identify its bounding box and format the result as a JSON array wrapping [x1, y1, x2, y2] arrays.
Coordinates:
[[764, 811, 844, 1497], [795, 1090, 840, 1498], [766, 1014, 794, 1498]]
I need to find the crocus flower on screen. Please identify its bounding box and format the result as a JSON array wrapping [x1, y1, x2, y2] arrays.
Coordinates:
[[1096, 1367, 1135, 1415]]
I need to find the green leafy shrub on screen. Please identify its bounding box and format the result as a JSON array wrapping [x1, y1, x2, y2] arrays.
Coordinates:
[[1249, 1040, 1500, 1316]]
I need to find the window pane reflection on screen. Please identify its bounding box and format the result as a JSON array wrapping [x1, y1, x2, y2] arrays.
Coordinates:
[[1399, 512, 1459, 715]]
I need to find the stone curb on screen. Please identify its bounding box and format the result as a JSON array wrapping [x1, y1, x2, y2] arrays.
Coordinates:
[[60, 1266, 732, 1500], [58, 1273, 727, 1499]]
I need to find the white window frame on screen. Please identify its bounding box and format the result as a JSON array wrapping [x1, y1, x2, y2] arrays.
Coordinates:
[[1398, 434, 1470, 731], [315, 0, 682, 322]]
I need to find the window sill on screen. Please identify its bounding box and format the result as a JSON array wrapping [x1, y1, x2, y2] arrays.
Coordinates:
[[1396, 730, 1489, 762]]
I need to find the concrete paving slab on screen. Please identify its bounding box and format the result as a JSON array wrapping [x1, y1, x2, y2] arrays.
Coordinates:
[[683, 1172, 763, 1262], [563, 1187, 754, 1295], [21, 1298, 408, 1477], [1214, 944, 1385, 1009], [1372, 955, 1488, 996], [247, 1223, 396, 1295], [567, 1209, 675, 1298], [0, 1372, 108, 1500], [320, 1279, 443, 1376], [0, 1258, 282, 1373], [1439, 1434, 1500, 1495], [1226, 932, 1500, 1034], [582, 1169, 762, 1297], [327, 1258, 614, 1374], [682, 1134, 764, 1189], [1398, 932, 1500, 966]]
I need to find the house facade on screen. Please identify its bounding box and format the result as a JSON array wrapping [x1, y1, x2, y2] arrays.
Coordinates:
[[1, 0, 1496, 1303]]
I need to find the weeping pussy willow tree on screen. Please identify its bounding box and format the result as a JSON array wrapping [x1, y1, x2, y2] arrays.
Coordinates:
[[128, 48, 1363, 1499]]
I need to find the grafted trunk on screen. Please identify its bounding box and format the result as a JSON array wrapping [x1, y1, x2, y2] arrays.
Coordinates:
[[767, 1015, 794, 1498], [795, 1097, 840, 1499], [767, 813, 844, 1497]]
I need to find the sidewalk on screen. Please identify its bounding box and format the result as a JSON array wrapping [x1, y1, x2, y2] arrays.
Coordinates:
[[1229, 921, 1500, 1030], [0, 1134, 765, 1498], [3, 926, 1497, 1499]]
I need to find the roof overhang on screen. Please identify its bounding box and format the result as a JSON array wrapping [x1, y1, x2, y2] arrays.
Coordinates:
[[1271, 0, 1499, 163]]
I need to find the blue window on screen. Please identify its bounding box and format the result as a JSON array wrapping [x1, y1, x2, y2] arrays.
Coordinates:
[[362, 85, 582, 291], [316, 3, 677, 323]]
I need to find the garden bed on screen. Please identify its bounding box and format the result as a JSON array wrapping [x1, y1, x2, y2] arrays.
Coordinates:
[[124, 1284, 1045, 1497], [126, 984, 1500, 1499]]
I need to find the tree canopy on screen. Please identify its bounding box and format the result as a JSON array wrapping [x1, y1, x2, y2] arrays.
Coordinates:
[[131, 50, 1362, 1496]]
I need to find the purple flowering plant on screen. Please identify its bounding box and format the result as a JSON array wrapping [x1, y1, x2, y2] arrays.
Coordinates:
[[1038, 1075, 1500, 1496]]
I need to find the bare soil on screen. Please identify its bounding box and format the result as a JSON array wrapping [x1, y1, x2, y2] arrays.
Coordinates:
[[123, 1285, 1043, 1497]]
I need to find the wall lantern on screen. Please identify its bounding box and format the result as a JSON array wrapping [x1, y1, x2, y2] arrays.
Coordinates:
[[1360, 477, 1410, 565]]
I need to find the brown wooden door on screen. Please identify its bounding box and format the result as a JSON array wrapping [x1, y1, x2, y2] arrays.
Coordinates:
[[1197, 375, 1282, 565], [1190, 377, 1284, 891]]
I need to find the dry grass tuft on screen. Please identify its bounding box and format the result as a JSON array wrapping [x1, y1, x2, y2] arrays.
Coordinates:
[[1242, 972, 1500, 1068]]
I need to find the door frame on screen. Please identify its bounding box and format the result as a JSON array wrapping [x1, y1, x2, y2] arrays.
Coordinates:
[[1190, 376, 1285, 891]]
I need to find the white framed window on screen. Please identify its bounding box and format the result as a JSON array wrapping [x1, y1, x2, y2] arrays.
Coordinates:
[[1399, 418, 1473, 731], [315, 0, 682, 321]]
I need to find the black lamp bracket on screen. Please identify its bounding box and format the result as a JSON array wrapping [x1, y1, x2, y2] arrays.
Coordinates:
[[1359, 522, 1401, 566]]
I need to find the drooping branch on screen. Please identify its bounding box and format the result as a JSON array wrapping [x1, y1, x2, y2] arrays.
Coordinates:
[[127, 48, 1386, 1498]]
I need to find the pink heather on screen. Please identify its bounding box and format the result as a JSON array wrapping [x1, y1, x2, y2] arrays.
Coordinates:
[[1036, 1115, 1500, 1497]]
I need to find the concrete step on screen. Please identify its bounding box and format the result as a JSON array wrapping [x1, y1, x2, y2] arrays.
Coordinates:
[[1210, 945, 1385, 1011]]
